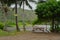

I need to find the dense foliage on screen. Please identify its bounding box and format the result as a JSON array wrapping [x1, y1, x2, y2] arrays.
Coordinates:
[[0, 0, 20, 6], [35, 0, 60, 32], [0, 22, 4, 30]]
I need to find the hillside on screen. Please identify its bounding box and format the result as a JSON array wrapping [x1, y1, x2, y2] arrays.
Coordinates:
[[0, 8, 37, 24]]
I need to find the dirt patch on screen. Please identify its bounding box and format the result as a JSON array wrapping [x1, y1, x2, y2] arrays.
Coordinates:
[[0, 32, 60, 40]]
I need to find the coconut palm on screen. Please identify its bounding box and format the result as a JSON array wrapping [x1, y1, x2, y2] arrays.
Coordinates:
[[14, 0, 20, 31], [0, 0, 20, 31], [0, 0, 10, 31], [19, 0, 32, 31], [0, 0, 32, 31]]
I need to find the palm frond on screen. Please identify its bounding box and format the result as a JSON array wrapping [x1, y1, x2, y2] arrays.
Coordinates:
[[25, 0, 32, 9], [19, 1, 23, 7]]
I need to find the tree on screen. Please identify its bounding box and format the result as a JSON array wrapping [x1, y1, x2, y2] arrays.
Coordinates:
[[0, 0, 11, 31], [35, 0, 60, 32], [0, 0, 20, 31], [14, 0, 20, 31], [19, 0, 32, 31], [0, 0, 32, 31]]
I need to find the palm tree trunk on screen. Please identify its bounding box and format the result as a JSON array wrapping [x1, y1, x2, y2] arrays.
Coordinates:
[[3, 12, 7, 31], [23, 1, 26, 31], [1, 4, 7, 31], [15, 0, 20, 31]]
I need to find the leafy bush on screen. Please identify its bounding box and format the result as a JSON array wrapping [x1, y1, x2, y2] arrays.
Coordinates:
[[0, 22, 4, 30], [50, 26, 60, 32], [6, 21, 15, 27], [55, 26, 60, 32], [50, 26, 54, 32], [32, 19, 42, 25], [7, 21, 15, 27]]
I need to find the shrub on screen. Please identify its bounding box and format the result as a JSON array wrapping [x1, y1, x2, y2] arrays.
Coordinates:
[[50, 26, 60, 32], [32, 19, 39, 25], [7, 21, 15, 27], [56, 26, 60, 32], [0, 22, 4, 30], [32, 19, 43, 25], [50, 26, 54, 32]]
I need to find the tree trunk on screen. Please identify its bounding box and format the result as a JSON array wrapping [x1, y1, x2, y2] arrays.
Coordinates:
[[3, 12, 7, 31], [51, 17, 55, 32], [15, 0, 20, 31], [55, 19, 59, 32], [2, 4, 8, 31], [23, 1, 26, 31], [45, 22, 48, 32]]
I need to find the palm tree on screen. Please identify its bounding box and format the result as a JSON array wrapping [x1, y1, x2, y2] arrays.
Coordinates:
[[19, 0, 32, 31], [15, 0, 20, 31], [0, 1, 10, 31], [0, 0, 20, 31], [0, 0, 32, 31], [3, 5, 9, 31]]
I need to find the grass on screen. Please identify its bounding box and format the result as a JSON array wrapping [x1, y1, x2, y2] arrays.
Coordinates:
[[0, 30, 10, 37], [0, 30, 30, 37], [9, 22, 33, 27], [0, 30, 19, 36]]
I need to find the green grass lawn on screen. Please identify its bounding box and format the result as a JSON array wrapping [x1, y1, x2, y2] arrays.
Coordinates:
[[9, 22, 32, 27], [0, 30, 20, 36], [0, 29, 30, 37], [0, 30, 9, 36]]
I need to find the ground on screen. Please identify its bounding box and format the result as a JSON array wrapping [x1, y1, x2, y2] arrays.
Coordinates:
[[0, 32, 60, 40]]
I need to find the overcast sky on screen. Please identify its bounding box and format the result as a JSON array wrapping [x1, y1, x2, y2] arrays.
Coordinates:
[[10, 0, 59, 10], [10, 2, 37, 10]]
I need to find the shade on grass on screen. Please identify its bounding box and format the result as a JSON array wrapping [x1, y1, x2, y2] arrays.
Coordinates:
[[0, 29, 30, 37]]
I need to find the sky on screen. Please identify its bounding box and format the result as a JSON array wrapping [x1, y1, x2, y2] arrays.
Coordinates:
[[10, 2, 37, 10], [10, 0, 59, 10], [10, 0, 37, 10]]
